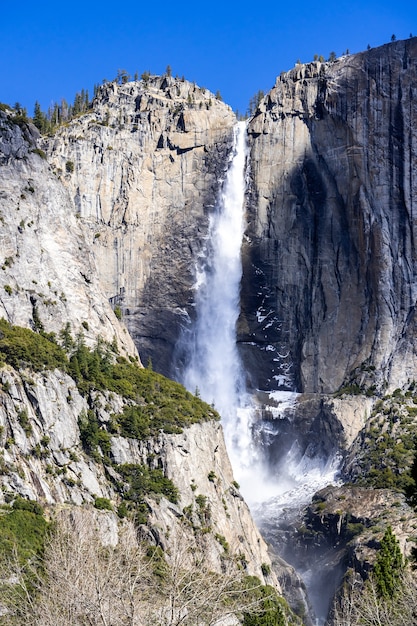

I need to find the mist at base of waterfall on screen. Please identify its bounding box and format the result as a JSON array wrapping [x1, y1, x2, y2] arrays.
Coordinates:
[[228, 397, 342, 511]]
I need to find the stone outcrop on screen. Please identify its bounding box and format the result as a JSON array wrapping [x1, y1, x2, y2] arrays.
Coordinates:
[[2, 39, 417, 624], [45, 77, 236, 375], [243, 38, 417, 395], [257, 483, 416, 623], [0, 110, 136, 356]]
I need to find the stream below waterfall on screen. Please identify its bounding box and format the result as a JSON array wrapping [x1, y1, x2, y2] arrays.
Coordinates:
[[174, 121, 341, 625]]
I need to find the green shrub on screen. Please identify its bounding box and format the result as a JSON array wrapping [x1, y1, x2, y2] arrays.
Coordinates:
[[0, 500, 46, 563], [4, 285, 12, 295], [195, 494, 211, 525], [117, 463, 179, 504], [195, 494, 207, 509], [351, 394, 417, 494], [117, 501, 128, 518], [334, 383, 362, 397], [261, 563, 271, 577], [12, 497, 43, 516], [0, 318, 67, 371], [242, 577, 288, 626], [346, 522, 365, 539], [214, 533, 229, 552], [0, 501, 47, 621], [2, 256, 14, 269], [94, 497, 113, 511], [31, 148, 46, 159], [17, 408, 32, 437], [65, 160, 74, 173], [78, 409, 111, 461]]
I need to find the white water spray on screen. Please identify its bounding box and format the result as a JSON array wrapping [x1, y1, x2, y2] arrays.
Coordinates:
[[180, 122, 253, 463], [177, 123, 342, 623]]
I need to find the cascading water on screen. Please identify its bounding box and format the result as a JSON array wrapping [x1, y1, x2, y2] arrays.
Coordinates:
[[175, 120, 342, 625], [179, 121, 253, 473]]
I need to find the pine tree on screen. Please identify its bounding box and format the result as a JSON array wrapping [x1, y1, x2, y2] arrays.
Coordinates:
[[247, 90, 265, 117], [59, 322, 74, 352], [33, 101, 48, 134], [374, 526, 403, 598]]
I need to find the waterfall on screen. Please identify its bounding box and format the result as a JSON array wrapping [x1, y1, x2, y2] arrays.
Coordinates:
[[179, 121, 253, 472]]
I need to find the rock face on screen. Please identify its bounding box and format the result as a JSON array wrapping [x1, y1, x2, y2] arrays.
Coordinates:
[[45, 77, 236, 376], [42, 41, 417, 450], [243, 38, 417, 395], [257, 484, 416, 622], [0, 110, 136, 357], [2, 39, 417, 624]]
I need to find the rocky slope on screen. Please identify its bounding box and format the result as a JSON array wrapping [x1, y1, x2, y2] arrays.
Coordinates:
[[257, 484, 416, 622], [241, 39, 417, 622], [45, 76, 236, 376], [2, 38, 417, 624], [243, 37, 417, 398], [0, 365, 276, 585], [43, 43, 417, 454]]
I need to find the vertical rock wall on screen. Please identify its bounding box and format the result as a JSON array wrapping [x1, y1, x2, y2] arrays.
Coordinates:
[[0, 110, 135, 356], [243, 38, 417, 394], [46, 78, 236, 375]]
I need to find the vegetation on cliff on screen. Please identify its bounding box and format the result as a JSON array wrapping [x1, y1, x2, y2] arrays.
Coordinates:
[[341, 384, 417, 500], [0, 317, 294, 624], [0, 317, 219, 523], [333, 526, 416, 625], [0, 318, 219, 438]]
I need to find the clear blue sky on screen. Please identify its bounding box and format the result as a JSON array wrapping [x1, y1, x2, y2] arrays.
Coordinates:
[[2, 1, 416, 117]]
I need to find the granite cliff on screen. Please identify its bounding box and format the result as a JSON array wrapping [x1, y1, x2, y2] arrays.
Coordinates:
[[0, 110, 135, 356], [241, 38, 417, 623], [45, 76, 236, 377], [45, 42, 417, 458], [243, 38, 417, 399]]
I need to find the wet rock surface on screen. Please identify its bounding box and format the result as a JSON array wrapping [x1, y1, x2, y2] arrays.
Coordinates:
[[256, 484, 416, 623]]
